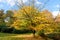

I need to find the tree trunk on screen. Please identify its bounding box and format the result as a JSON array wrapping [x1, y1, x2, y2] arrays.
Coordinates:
[[33, 30, 36, 37]]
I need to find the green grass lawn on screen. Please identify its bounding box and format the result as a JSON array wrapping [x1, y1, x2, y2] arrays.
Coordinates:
[[0, 32, 53, 40], [0, 32, 24, 40], [0, 32, 39, 40], [0, 37, 24, 40], [0, 32, 18, 37]]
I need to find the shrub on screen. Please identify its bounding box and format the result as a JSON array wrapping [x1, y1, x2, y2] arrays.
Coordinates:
[[13, 29, 33, 34], [38, 29, 45, 36]]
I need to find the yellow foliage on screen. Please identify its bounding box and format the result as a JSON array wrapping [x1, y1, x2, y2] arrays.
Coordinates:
[[20, 6, 38, 14], [11, 19, 21, 29], [35, 24, 50, 31], [12, 6, 54, 32]]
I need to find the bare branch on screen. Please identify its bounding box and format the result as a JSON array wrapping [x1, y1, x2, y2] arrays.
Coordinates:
[[15, 0, 32, 20], [38, 0, 49, 11]]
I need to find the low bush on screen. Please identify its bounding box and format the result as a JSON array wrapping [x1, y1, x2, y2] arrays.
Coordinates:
[[46, 33, 60, 40], [13, 29, 33, 34]]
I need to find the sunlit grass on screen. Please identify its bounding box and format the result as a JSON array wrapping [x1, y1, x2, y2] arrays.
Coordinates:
[[0, 37, 24, 40], [0, 32, 53, 40], [0, 32, 19, 37]]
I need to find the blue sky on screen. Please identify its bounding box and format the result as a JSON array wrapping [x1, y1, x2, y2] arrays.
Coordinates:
[[0, 0, 60, 17]]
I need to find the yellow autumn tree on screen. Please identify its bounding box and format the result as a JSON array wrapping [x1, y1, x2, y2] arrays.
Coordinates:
[[11, 6, 56, 37], [36, 10, 55, 35], [11, 6, 41, 30], [12, 6, 54, 31]]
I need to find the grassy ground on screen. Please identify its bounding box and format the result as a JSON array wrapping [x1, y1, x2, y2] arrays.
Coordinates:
[[0, 32, 24, 40], [0, 33, 19, 37], [0, 32, 53, 40]]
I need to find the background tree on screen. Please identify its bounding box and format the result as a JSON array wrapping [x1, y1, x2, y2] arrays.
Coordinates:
[[0, 9, 6, 32], [5, 10, 14, 27]]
